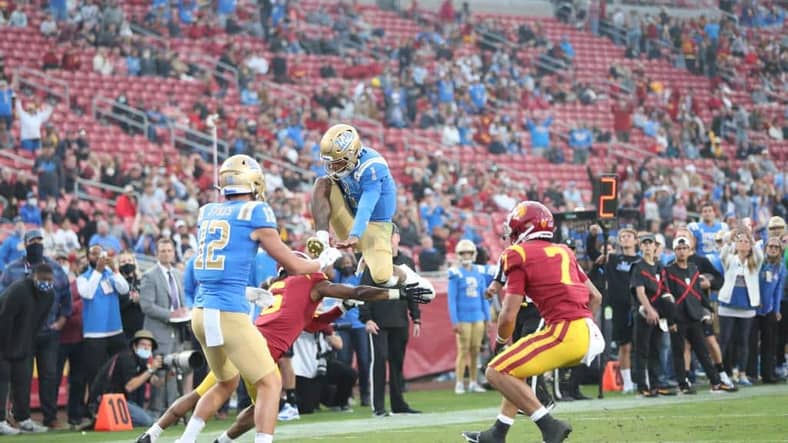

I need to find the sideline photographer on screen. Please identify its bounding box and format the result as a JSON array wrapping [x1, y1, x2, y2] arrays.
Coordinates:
[[87, 330, 163, 428]]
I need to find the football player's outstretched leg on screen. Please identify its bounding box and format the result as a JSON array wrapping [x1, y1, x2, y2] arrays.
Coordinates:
[[462, 201, 605, 443], [310, 124, 434, 298]]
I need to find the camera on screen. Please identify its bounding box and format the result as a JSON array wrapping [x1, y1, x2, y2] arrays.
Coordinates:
[[161, 350, 205, 373]]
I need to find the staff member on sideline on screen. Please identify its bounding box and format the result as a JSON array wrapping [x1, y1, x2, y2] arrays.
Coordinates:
[[0, 263, 56, 434], [0, 229, 72, 429], [359, 224, 422, 417]]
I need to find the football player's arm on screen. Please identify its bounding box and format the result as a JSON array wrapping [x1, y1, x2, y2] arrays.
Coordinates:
[[497, 291, 523, 345], [348, 174, 383, 239], [311, 176, 332, 232], [255, 228, 321, 274], [307, 307, 344, 330], [579, 266, 602, 315], [316, 282, 392, 303]]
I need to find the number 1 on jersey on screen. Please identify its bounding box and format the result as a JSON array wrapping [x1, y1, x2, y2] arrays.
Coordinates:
[[194, 220, 231, 270], [544, 245, 572, 285]]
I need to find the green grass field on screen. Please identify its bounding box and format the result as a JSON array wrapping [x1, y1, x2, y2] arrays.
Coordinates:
[[12, 384, 788, 442]]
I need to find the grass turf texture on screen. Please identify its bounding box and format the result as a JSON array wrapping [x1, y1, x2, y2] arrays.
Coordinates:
[[14, 384, 788, 442]]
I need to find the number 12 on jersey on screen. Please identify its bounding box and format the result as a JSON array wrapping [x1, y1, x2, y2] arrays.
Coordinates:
[[194, 220, 231, 270]]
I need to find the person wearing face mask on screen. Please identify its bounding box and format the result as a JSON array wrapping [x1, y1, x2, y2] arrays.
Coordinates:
[[77, 245, 130, 417], [20, 192, 43, 226], [118, 251, 144, 340], [0, 263, 56, 434], [0, 230, 72, 430], [86, 329, 162, 428], [0, 217, 25, 272]]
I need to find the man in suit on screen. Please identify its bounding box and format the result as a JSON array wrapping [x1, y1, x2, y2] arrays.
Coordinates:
[[140, 238, 190, 415]]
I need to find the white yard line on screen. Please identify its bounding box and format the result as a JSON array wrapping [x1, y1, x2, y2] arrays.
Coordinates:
[[104, 384, 788, 443]]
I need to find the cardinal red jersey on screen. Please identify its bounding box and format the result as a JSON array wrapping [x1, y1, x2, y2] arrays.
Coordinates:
[[503, 240, 591, 323], [254, 273, 328, 360]]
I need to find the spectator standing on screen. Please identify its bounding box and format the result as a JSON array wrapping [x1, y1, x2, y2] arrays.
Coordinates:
[[0, 217, 25, 272], [56, 266, 87, 430], [77, 245, 130, 412], [419, 189, 446, 235], [34, 143, 64, 200], [0, 78, 13, 130], [447, 240, 492, 394], [360, 228, 422, 416], [748, 237, 785, 383], [118, 251, 144, 340], [418, 236, 444, 272], [88, 220, 123, 254], [612, 98, 634, 142], [115, 186, 138, 220], [15, 99, 53, 152], [0, 229, 72, 429], [569, 123, 593, 164], [139, 238, 189, 415], [0, 264, 55, 435], [718, 229, 763, 385], [525, 111, 553, 156]]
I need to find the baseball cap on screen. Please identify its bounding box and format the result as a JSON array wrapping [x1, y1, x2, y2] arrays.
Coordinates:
[[175, 220, 186, 229], [654, 233, 666, 246], [672, 236, 692, 249], [639, 233, 656, 243], [24, 229, 44, 243]]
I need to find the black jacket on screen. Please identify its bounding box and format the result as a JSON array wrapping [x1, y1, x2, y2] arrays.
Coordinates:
[[359, 251, 421, 328], [0, 279, 54, 360]]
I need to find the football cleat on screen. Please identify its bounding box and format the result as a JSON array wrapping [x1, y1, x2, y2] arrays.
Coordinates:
[[540, 417, 572, 443], [134, 433, 152, 443], [277, 403, 300, 421], [711, 382, 738, 393], [461, 429, 504, 443]]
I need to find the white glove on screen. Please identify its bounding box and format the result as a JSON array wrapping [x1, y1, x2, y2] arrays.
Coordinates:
[[245, 287, 276, 309], [317, 247, 342, 271], [339, 299, 364, 313]]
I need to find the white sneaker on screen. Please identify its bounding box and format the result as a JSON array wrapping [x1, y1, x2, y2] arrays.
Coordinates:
[[622, 384, 635, 394], [455, 382, 465, 394], [719, 371, 734, 387], [0, 420, 20, 435], [467, 382, 486, 393], [18, 418, 48, 433], [277, 403, 300, 421]]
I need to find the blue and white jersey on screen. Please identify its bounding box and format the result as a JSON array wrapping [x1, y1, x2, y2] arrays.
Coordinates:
[[687, 221, 728, 259], [336, 147, 397, 239], [447, 264, 497, 324], [194, 200, 277, 313]]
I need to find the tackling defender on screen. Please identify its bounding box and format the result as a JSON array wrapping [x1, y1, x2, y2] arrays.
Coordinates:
[[463, 201, 604, 443], [310, 123, 433, 295], [135, 252, 430, 443], [183, 155, 341, 443]]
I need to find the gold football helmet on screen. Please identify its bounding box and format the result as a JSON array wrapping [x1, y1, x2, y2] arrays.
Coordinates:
[[218, 154, 266, 200], [320, 124, 362, 179], [455, 239, 477, 265]]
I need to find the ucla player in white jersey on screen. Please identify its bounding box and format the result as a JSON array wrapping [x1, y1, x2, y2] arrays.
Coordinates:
[[688, 202, 729, 260], [310, 124, 434, 296], [183, 155, 340, 443]]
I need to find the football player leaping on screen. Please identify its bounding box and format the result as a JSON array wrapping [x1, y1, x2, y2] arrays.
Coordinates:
[[463, 201, 605, 443], [310, 123, 434, 296], [182, 155, 341, 443]]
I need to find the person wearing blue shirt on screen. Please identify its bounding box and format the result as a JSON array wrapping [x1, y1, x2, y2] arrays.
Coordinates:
[[88, 220, 123, 254], [569, 125, 593, 164], [20, 194, 42, 226], [559, 37, 575, 61], [179, 155, 335, 443], [448, 240, 494, 395], [468, 82, 487, 114], [321, 252, 371, 406], [177, 0, 198, 24], [0, 217, 26, 272], [438, 78, 455, 104], [525, 113, 553, 154], [0, 229, 72, 428], [687, 203, 729, 260], [0, 79, 14, 130], [419, 190, 445, 235], [311, 124, 434, 295], [749, 237, 785, 383]]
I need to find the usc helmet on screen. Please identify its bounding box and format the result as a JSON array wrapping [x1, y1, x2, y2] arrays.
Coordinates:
[[320, 124, 362, 179], [503, 201, 555, 244], [219, 155, 266, 200], [455, 239, 477, 265]]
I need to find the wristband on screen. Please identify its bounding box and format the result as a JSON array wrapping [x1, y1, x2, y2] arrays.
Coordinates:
[[388, 288, 400, 300], [147, 368, 156, 375], [495, 335, 508, 345]]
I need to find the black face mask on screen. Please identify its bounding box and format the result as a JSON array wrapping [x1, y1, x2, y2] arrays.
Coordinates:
[[119, 264, 136, 275], [26, 243, 44, 264]]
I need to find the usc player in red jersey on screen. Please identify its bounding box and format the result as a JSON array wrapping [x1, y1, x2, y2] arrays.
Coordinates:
[[463, 201, 604, 443], [135, 252, 431, 443]]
